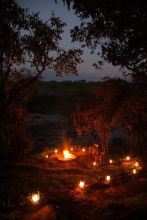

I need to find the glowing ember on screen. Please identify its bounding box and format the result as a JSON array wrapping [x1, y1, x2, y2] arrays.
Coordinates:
[[63, 150, 71, 160], [31, 192, 40, 204], [135, 162, 139, 167], [106, 175, 111, 182], [132, 168, 137, 174], [45, 155, 48, 158], [126, 156, 130, 161], [109, 159, 113, 164], [93, 161, 96, 166], [79, 181, 85, 188], [54, 149, 58, 153], [82, 148, 86, 152]]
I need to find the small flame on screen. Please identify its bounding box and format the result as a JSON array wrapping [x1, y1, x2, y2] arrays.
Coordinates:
[[54, 149, 58, 153], [70, 148, 73, 151], [82, 148, 86, 152], [63, 150, 71, 160], [126, 156, 130, 161], [135, 162, 139, 167], [132, 169, 137, 174], [106, 175, 111, 182], [93, 161, 96, 166], [31, 192, 40, 204], [79, 181, 85, 188], [109, 159, 113, 164], [45, 155, 48, 158]]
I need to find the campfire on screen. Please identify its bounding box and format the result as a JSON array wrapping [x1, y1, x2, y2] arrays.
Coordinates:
[[63, 150, 71, 160], [56, 149, 77, 161]]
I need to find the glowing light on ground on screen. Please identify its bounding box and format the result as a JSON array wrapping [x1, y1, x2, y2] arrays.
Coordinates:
[[79, 181, 85, 188], [106, 175, 111, 182], [132, 168, 137, 174], [31, 192, 40, 204], [93, 161, 96, 166], [126, 156, 130, 161]]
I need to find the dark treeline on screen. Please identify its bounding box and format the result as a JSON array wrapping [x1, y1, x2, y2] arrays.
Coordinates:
[[28, 80, 99, 115]]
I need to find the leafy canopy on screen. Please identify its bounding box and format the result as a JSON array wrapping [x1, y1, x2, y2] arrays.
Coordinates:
[[61, 0, 147, 84]]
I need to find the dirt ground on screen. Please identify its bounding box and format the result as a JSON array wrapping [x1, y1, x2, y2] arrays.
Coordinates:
[[24, 150, 147, 219], [1, 150, 147, 220]]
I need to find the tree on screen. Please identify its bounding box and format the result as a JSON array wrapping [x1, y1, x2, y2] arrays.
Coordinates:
[[74, 79, 147, 156], [0, 0, 83, 157], [62, 0, 147, 86], [112, 90, 147, 154], [73, 79, 135, 158]]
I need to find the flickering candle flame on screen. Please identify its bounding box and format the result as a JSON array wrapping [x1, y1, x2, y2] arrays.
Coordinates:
[[132, 168, 137, 174], [70, 148, 73, 151], [63, 150, 70, 160], [135, 162, 139, 167], [82, 148, 86, 152], [109, 159, 113, 164], [45, 155, 48, 158], [93, 161, 96, 166], [79, 181, 85, 188], [31, 192, 40, 204], [106, 175, 111, 182], [126, 156, 130, 161], [54, 149, 58, 153]]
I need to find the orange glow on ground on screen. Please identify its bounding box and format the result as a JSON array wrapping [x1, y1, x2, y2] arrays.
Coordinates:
[[106, 175, 111, 182], [126, 156, 130, 161], [79, 181, 85, 188], [31, 192, 40, 204], [132, 168, 137, 174]]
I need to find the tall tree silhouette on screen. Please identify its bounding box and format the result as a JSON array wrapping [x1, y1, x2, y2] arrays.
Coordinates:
[[0, 0, 82, 157]]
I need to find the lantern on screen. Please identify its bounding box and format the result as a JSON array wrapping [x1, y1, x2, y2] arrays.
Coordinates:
[[109, 159, 113, 164], [126, 156, 130, 161], [132, 169, 137, 174], [93, 161, 96, 166], [31, 192, 40, 204], [79, 181, 85, 188], [106, 175, 111, 182]]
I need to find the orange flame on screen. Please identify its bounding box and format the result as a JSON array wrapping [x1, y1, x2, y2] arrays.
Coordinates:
[[63, 150, 71, 160]]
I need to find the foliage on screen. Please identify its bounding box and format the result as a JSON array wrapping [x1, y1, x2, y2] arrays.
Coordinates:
[[61, 0, 147, 85], [0, 0, 83, 157], [73, 79, 147, 155]]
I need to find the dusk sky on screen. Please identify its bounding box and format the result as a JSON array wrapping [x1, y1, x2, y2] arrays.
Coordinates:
[[16, 0, 123, 81]]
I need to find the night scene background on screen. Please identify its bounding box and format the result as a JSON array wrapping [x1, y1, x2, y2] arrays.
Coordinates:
[[0, 0, 147, 220]]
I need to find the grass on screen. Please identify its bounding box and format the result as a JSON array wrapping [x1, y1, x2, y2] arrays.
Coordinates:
[[0, 149, 147, 219]]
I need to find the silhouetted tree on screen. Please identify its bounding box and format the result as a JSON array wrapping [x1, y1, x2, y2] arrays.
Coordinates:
[[73, 79, 129, 159], [112, 90, 147, 154], [74, 79, 147, 156], [0, 0, 82, 158], [61, 0, 147, 86]]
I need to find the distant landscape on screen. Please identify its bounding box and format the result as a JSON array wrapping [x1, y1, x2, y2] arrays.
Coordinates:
[[28, 80, 98, 115]]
